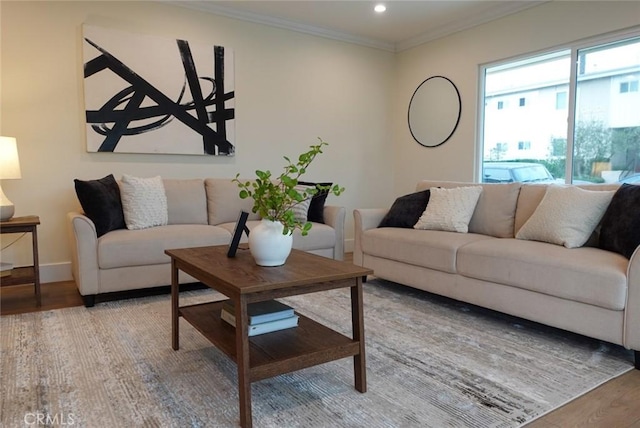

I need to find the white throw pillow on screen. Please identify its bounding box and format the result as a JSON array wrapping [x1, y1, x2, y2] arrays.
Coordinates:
[[515, 185, 615, 248], [414, 186, 483, 233], [290, 186, 313, 223], [119, 174, 168, 230]]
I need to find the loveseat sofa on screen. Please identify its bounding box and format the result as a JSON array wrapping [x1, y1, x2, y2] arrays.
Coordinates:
[[354, 180, 640, 369], [68, 177, 345, 307]]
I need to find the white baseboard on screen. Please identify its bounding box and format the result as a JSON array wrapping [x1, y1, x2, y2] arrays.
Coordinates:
[[41, 262, 73, 284], [344, 238, 354, 253]]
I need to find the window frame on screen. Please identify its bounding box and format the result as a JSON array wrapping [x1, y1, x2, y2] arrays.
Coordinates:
[[476, 27, 640, 183]]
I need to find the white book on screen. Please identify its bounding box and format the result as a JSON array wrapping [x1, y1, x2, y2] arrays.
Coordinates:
[[221, 310, 299, 336], [0, 262, 13, 277], [221, 299, 295, 325]]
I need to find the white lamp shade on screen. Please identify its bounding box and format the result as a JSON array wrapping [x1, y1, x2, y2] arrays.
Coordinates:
[[0, 136, 22, 179]]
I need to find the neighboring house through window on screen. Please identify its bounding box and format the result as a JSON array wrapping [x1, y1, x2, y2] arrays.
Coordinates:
[[480, 31, 640, 183]]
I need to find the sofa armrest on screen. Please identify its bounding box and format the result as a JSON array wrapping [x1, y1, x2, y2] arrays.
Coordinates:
[[624, 245, 640, 352], [323, 205, 346, 260], [66, 212, 100, 297], [353, 208, 387, 266]]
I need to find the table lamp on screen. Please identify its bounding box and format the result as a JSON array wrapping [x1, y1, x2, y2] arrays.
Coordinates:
[[0, 136, 22, 221]]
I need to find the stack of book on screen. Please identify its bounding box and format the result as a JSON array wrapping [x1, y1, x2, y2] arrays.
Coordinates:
[[0, 262, 13, 278], [220, 299, 298, 336]]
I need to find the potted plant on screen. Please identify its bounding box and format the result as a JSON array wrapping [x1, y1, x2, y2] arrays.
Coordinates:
[[233, 138, 344, 266]]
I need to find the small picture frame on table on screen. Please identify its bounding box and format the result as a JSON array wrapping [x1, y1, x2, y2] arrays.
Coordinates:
[[227, 210, 250, 257]]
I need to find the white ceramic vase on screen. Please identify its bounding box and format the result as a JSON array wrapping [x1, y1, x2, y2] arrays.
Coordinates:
[[248, 219, 293, 267]]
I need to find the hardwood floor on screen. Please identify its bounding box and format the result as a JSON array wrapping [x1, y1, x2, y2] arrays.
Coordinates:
[[0, 280, 84, 315], [2, 261, 640, 427]]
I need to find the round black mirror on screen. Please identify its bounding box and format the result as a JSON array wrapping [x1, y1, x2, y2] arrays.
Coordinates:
[[408, 76, 461, 148]]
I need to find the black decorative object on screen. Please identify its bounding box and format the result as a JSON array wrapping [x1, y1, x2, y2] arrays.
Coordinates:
[[298, 181, 332, 224], [74, 174, 126, 237], [228, 211, 250, 257], [378, 190, 431, 228], [408, 76, 461, 148], [599, 184, 640, 259]]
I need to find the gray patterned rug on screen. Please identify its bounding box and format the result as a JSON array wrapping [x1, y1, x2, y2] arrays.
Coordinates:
[[1, 278, 634, 427]]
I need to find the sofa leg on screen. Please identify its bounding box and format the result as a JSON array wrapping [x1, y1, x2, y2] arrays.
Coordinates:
[[635, 350, 640, 370], [83, 295, 96, 308]]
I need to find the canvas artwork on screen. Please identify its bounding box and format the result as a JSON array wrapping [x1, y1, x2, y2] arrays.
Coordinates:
[[82, 25, 235, 155]]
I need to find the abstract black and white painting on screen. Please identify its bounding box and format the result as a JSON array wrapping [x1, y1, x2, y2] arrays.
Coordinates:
[[82, 25, 235, 155]]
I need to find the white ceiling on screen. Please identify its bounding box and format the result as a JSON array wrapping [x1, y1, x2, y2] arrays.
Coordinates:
[[169, 1, 546, 51]]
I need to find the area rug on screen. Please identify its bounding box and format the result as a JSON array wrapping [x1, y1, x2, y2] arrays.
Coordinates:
[[1, 278, 634, 427]]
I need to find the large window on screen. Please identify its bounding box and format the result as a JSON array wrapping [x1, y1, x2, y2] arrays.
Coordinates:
[[480, 32, 640, 184]]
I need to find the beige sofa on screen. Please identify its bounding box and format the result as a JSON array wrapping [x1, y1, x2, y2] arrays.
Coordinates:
[[354, 180, 639, 369], [68, 178, 345, 307]]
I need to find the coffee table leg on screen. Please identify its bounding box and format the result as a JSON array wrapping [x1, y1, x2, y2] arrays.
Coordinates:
[[351, 276, 367, 393], [235, 296, 253, 428], [171, 259, 180, 351]]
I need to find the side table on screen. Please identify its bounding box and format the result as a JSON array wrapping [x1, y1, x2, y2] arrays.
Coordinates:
[[0, 215, 41, 306]]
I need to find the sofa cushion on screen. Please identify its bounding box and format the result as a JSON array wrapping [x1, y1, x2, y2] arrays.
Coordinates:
[[298, 181, 332, 224], [291, 223, 336, 251], [457, 238, 628, 310], [74, 174, 126, 237], [414, 186, 482, 233], [218, 220, 262, 244], [119, 174, 168, 230], [514, 184, 548, 234], [468, 182, 521, 238], [516, 185, 614, 248], [97, 225, 232, 269], [599, 183, 640, 259], [205, 179, 260, 225], [378, 190, 431, 228], [163, 179, 208, 225], [362, 228, 493, 274]]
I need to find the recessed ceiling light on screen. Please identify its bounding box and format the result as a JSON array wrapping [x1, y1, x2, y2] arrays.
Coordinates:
[[374, 4, 386, 13]]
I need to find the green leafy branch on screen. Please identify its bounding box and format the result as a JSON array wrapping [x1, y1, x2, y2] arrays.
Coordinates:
[[233, 138, 344, 236]]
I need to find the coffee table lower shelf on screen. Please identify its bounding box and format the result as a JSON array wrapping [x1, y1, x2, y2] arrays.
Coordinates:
[[179, 300, 362, 382]]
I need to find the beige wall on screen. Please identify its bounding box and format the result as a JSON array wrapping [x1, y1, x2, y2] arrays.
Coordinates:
[[0, 1, 394, 281], [393, 1, 640, 197], [1, 1, 638, 283]]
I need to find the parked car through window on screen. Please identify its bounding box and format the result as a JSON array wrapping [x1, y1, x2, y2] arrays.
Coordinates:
[[483, 162, 555, 183]]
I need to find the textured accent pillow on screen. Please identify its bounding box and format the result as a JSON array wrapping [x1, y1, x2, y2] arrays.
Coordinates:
[[378, 190, 431, 228], [414, 186, 483, 233], [599, 184, 640, 258], [290, 186, 313, 223], [119, 174, 168, 230], [516, 185, 615, 248], [74, 174, 126, 237], [298, 181, 332, 223]]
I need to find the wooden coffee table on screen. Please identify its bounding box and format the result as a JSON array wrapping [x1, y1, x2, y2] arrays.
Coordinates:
[[165, 245, 373, 428]]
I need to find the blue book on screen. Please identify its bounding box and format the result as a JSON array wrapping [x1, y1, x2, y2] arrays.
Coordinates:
[[220, 310, 299, 336], [221, 299, 295, 325]]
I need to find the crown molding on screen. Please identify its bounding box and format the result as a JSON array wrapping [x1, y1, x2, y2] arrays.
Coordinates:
[[164, 1, 396, 52], [164, 1, 547, 53], [396, 1, 547, 52]]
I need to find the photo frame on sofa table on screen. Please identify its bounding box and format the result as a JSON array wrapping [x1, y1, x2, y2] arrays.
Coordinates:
[[227, 210, 250, 257]]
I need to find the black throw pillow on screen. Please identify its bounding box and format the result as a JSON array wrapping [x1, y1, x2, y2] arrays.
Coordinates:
[[378, 190, 431, 228], [599, 183, 640, 259], [74, 174, 126, 237], [298, 181, 332, 224]]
